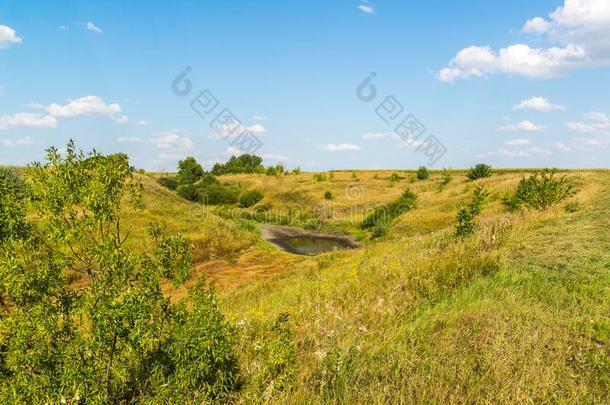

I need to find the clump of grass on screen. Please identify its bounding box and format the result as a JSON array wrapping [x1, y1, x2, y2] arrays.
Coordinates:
[[324, 190, 334, 201], [466, 163, 492, 180], [360, 189, 417, 237], [455, 185, 489, 237], [314, 173, 327, 182], [565, 200, 579, 213], [503, 169, 577, 212], [389, 173, 402, 182], [440, 168, 453, 187], [416, 166, 430, 180]]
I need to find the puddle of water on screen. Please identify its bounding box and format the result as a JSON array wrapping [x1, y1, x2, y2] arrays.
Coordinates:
[[284, 236, 350, 256]]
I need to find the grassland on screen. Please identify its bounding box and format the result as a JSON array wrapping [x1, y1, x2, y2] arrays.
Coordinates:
[[134, 169, 609, 402]]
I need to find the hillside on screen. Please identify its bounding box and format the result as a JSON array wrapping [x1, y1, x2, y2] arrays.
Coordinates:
[[141, 169, 610, 402]]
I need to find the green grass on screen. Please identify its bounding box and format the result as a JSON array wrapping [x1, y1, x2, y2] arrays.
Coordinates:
[[134, 169, 610, 402]]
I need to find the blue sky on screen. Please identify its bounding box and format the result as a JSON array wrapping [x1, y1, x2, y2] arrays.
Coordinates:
[[1, 0, 609, 170]]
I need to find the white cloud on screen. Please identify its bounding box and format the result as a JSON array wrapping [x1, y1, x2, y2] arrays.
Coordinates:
[[158, 152, 189, 161], [86, 22, 103, 34], [0, 24, 22, 49], [513, 96, 566, 111], [136, 120, 148, 126], [499, 120, 546, 132], [225, 146, 241, 156], [262, 153, 290, 162], [438, 44, 586, 82], [438, 0, 610, 82], [0, 136, 38, 147], [361, 132, 385, 139], [58, 25, 69, 31], [0, 113, 58, 130], [151, 132, 194, 150], [117, 136, 145, 143], [523, 17, 551, 34], [252, 115, 268, 121], [506, 138, 531, 146], [30, 95, 126, 122], [322, 143, 361, 152], [554, 141, 572, 151], [358, 3, 375, 14], [246, 123, 267, 134], [566, 110, 610, 133], [486, 146, 552, 157]]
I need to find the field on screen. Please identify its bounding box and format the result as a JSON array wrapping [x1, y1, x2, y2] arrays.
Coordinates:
[[131, 169, 610, 402]]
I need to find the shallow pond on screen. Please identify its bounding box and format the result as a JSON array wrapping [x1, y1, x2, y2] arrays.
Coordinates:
[[261, 225, 360, 256]]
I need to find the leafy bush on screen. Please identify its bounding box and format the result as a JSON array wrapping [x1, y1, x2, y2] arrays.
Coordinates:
[[455, 186, 489, 237], [466, 163, 492, 180], [313, 173, 327, 182], [390, 173, 401, 182], [177, 183, 201, 202], [324, 191, 334, 200], [503, 169, 577, 212], [0, 166, 26, 199], [177, 156, 205, 184], [291, 167, 302, 175], [266, 164, 285, 176], [239, 189, 264, 208], [0, 141, 239, 403], [440, 168, 453, 186], [159, 176, 178, 190], [416, 166, 429, 180], [361, 189, 417, 234], [200, 183, 241, 205]]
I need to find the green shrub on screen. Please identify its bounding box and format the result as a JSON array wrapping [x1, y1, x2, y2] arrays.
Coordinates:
[[440, 168, 453, 186], [466, 163, 492, 180], [239, 189, 264, 208], [200, 184, 241, 205], [416, 166, 429, 180], [159, 176, 178, 190], [291, 167, 302, 175], [361, 189, 417, 234], [455, 186, 489, 237], [324, 191, 334, 200], [565, 201, 579, 213], [389, 173, 401, 182], [503, 169, 577, 212], [313, 173, 327, 182], [177, 183, 201, 202], [0, 166, 26, 199], [211, 154, 264, 175]]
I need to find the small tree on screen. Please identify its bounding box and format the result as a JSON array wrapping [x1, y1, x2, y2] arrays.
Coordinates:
[[177, 156, 205, 184], [503, 169, 576, 212], [466, 164, 492, 180], [416, 166, 430, 180], [324, 191, 334, 201], [455, 186, 489, 237]]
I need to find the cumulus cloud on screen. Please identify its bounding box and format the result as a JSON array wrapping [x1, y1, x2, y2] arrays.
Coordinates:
[[86, 22, 103, 34], [484, 146, 552, 157], [438, 0, 610, 82], [361, 132, 385, 139], [0, 113, 58, 130], [117, 136, 145, 143], [499, 120, 546, 132], [566, 110, 610, 133], [506, 138, 531, 146], [322, 143, 361, 152], [30, 95, 124, 120], [262, 153, 290, 163], [151, 132, 194, 150], [0, 24, 22, 49], [357, 2, 374, 14], [513, 96, 566, 111], [0, 136, 39, 147]]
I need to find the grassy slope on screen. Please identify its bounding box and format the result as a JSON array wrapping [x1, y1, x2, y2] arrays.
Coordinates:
[[214, 170, 610, 403], [133, 170, 610, 402]]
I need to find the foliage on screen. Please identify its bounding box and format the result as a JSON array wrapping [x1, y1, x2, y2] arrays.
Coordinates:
[[466, 163, 492, 180], [313, 173, 327, 182], [455, 186, 489, 237], [0, 166, 27, 199], [324, 191, 334, 201], [440, 168, 453, 187], [291, 167, 302, 175], [0, 142, 239, 403], [159, 176, 178, 190], [211, 154, 264, 175], [239, 189, 264, 208], [416, 166, 430, 180], [200, 184, 242, 205], [389, 173, 402, 182], [503, 169, 577, 212], [177, 156, 205, 184], [360, 189, 417, 236], [176, 183, 201, 202], [266, 164, 285, 176]]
